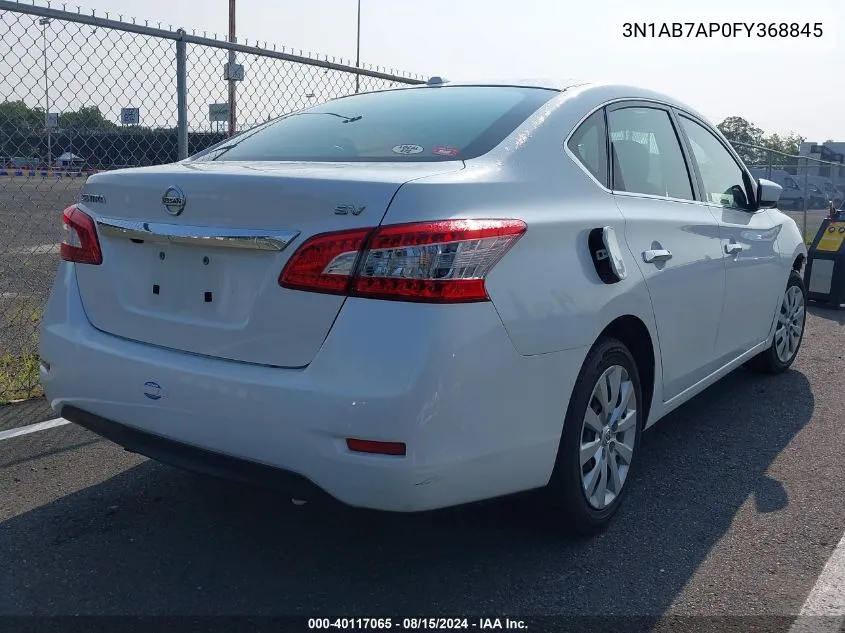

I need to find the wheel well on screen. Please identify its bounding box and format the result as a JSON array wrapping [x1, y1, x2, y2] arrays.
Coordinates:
[[600, 316, 655, 426], [793, 254, 805, 272]]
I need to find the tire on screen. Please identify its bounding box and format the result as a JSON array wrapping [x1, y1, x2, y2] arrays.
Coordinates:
[[543, 336, 643, 537], [745, 270, 807, 375], [794, 198, 805, 211]]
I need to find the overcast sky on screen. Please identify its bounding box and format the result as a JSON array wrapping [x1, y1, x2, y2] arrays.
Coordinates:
[[19, 0, 845, 139]]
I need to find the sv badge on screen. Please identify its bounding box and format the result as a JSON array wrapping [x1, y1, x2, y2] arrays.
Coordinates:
[[334, 204, 365, 216]]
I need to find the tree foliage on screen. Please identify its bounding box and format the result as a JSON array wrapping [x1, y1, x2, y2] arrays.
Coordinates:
[[717, 116, 805, 168], [0, 102, 122, 134], [58, 106, 118, 131]]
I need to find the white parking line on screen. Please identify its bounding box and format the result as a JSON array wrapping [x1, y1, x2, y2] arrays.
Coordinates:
[[0, 417, 70, 442], [789, 530, 845, 632], [4, 243, 60, 256]]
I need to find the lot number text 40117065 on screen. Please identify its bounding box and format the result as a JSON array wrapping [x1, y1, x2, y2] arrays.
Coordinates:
[[307, 618, 528, 630]]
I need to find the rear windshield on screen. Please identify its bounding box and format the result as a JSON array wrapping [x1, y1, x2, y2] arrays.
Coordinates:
[[191, 85, 558, 163]]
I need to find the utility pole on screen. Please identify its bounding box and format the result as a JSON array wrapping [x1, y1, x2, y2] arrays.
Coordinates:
[[227, 0, 237, 136], [355, 0, 361, 93], [39, 17, 52, 167]]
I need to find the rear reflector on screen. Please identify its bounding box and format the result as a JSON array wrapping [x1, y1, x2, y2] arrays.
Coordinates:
[[60, 205, 102, 265], [346, 438, 407, 456], [279, 219, 526, 303]]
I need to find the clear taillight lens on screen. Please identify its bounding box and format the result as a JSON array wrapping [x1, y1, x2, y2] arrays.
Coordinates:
[[279, 219, 526, 303]]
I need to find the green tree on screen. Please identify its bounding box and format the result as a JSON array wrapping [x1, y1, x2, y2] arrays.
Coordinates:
[[0, 100, 44, 132], [718, 116, 764, 146], [717, 116, 766, 164], [759, 132, 805, 170], [0, 100, 45, 158], [718, 116, 806, 170], [59, 106, 118, 131]]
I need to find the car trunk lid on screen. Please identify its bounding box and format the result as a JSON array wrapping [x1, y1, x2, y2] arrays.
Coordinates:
[[73, 160, 463, 367]]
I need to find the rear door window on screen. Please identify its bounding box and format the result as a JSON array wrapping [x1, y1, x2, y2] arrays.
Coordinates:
[[192, 86, 558, 163], [606, 106, 695, 201]]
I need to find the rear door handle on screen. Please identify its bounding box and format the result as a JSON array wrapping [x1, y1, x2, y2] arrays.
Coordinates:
[[642, 248, 672, 263], [724, 241, 743, 255]]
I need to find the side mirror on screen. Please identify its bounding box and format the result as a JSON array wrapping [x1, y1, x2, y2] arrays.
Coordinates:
[[756, 178, 782, 209]]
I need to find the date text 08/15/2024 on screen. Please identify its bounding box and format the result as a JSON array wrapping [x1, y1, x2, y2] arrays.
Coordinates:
[[622, 22, 823, 38], [307, 618, 527, 630]]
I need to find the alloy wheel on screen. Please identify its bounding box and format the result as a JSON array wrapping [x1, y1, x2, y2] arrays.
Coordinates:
[[775, 285, 805, 363], [579, 365, 638, 510]]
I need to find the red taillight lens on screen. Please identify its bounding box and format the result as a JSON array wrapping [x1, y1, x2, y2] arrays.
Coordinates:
[[354, 219, 526, 302], [60, 205, 102, 265], [279, 219, 525, 303], [279, 228, 372, 294]]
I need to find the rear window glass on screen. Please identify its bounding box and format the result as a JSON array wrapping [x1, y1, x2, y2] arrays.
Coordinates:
[[191, 86, 558, 163]]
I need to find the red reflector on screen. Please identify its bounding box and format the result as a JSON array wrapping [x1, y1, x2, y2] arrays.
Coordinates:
[[346, 438, 406, 456]]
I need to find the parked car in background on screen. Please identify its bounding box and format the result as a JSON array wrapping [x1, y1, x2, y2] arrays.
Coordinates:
[[749, 168, 805, 210], [807, 183, 828, 209], [806, 175, 844, 208], [40, 80, 808, 535]]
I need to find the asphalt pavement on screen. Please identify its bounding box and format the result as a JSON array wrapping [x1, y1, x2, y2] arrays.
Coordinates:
[[1, 306, 844, 631]]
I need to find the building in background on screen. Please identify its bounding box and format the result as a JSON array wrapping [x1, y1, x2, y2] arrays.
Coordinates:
[[799, 142, 845, 182]]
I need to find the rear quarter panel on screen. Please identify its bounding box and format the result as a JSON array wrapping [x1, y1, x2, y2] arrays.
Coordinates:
[[383, 85, 660, 361]]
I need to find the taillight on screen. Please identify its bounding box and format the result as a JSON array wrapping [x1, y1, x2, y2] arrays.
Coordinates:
[[60, 205, 102, 265], [279, 219, 526, 303], [278, 228, 371, 295]]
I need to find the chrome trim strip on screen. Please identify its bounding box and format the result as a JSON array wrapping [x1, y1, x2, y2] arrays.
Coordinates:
[[96, 218, 300, 252]]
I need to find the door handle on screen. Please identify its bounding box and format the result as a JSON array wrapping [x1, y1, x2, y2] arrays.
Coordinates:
[[642, 248, 673, 263], [724, 241, 743, 255]]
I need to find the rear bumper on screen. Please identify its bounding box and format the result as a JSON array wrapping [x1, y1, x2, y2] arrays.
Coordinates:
[[40, 263, 588, 512], [62, 405, 332, 502]]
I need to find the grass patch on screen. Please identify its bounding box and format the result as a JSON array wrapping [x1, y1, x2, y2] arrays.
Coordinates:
[[0, 295, 44, 404], [0, 352, 42, 405]]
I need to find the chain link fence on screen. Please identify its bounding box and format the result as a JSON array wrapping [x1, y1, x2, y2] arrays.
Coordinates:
[[0, 0, 424, 403], [730, 140, 845, 242], [1, 2, 841, 405]]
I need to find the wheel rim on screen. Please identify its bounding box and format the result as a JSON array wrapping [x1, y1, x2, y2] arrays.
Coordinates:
[[775, 285, 805, 363], [579, 365, 637, 510]]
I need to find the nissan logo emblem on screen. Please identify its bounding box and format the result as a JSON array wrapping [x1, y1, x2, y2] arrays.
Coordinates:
[[162, 185, 186, 216]]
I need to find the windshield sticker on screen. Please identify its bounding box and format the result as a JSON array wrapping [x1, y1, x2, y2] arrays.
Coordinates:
[[392, 144, 424, 155], [432, 146, 460, 157]]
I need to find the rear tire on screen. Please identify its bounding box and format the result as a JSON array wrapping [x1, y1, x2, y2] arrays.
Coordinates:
[[745, 270, 806, 374], [795, 198, 805, 211], [544, 337, 643, 537]]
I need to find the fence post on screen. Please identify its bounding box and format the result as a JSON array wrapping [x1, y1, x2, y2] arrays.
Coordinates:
[[766, 150, 772, 180], [176, 29, 188, 160], [802, 157, 809, 240]]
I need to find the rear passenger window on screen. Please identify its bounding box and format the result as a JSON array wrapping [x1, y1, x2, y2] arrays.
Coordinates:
[[567, 110, 608, 187], [607, 107, 694, 201]]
